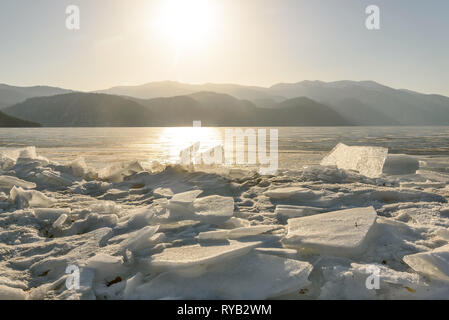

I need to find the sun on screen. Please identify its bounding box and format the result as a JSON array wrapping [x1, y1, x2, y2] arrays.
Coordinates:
[[156, 0, 217, 55]]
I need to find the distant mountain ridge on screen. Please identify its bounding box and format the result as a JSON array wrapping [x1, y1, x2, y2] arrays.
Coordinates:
[[2, 80, 449, 127], [3, 93, 155, 127], [0, 84, 72, 109], [97, 81, 284, 103], [0, 110, 40, 127], [269, 80, 449, 125], [98, 80, 449, 125], [3, 91, 351, 127]]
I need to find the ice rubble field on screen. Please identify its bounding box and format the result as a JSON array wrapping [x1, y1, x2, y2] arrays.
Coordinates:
[[1, 145, 449, 300]]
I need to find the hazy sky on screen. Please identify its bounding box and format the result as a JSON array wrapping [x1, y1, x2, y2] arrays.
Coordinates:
[[1, 0, 448, 95]]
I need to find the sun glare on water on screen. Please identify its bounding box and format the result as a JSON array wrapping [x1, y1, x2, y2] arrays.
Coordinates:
[[156, 0, 218, 61], [158, 127, 223, 163]]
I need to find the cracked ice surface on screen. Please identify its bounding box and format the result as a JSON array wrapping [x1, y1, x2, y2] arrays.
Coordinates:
[[0, 146, 449, 300]]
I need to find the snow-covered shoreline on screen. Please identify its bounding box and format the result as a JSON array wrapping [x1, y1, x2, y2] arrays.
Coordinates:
[[1, 146, 449, 300]]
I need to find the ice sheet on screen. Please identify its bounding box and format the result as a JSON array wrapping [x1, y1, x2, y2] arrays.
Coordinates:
[[283, 207, 378, 256]]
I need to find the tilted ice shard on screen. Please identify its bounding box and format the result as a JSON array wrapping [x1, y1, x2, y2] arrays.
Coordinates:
[[153, 187, 174, 198], [35, 170, 76, 188], [198, 225, 280, 241], [84, 254, 126, 281], [52, 213, 68, 229], [0, 175, 36, 190], [69, 157, 93, 179], [133, 253, 312, 300], [146, 240, 261, 271], [119, 225, 160, 253], [403, 244, 449, 282], [167, 190, 203, 211], [98, 161, 144, 183], [33, 208, 71, 221], [321, 143, 389, 178], [275, 205, 323, 218], [198, 230, 229, 241], [9, 186, 55, 208], [227, 225, 281, 239], [264, 186, 318, 200], [0, 153, 16, 170], [283, 207, 378, 256]]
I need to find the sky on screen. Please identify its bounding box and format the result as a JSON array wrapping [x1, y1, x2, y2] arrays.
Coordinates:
[[0, 0, 448, 95]]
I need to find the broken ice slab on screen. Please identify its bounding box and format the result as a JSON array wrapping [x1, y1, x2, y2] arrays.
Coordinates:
[[145, 240, 261, 273], [0, 153, 15, 170], [0, 175, 36, 190], [35, 170, 76, 188], [9, 186, 55, 208], [68, 157, 97, 180], [12, 146, 50, 166], [228, 225, 281, 239], [98, 161, 144, 183], [283, 207, 378, 256], [192, 195, 235, 224], [321, 143, 389, 178], [52, 213, 68, 229], [119, 225, 160, 253], [264, 186, 318, 200], [166, 190, 203, 212], [383, 154, 419, 175], [153, 187, 174, 198], [254, 247, 298, 259], [403, 244, 449, 282], [321, 143, 421, 178], [275, 205, 324, 218], [84, 254, 126, 281], [198, 225, 281, 241], [33, 208, 71, 221], [198, 230, 229, 241], [133, 253, 312, 300]]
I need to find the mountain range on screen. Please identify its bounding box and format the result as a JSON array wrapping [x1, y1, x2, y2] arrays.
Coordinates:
[[1, 80, 449, 127], [3, 92, 349, 127], [0, 84, 71, 109], [0, 110, 40, 127]]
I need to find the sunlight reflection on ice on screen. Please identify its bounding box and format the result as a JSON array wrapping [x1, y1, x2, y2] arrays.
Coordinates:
[[158, 127, 223, 163]]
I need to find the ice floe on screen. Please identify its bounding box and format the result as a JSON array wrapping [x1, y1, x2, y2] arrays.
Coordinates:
[[283, 207, 378, 256]]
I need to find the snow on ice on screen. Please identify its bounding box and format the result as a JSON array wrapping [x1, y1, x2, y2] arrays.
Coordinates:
[[0, 145, 449, 300]]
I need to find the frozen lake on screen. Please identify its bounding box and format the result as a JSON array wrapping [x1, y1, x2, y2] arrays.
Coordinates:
[[1, 126, 449, 172], [1, 126, 449, 299]]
